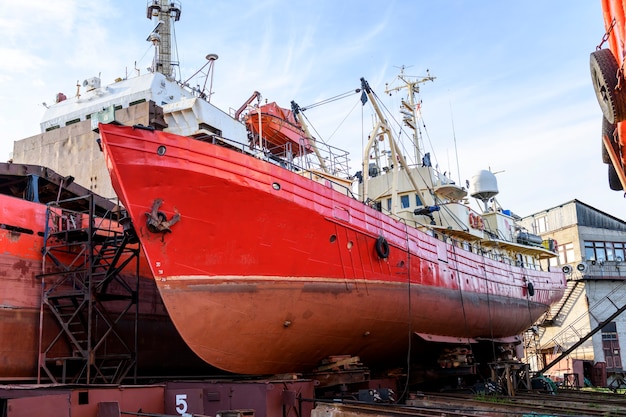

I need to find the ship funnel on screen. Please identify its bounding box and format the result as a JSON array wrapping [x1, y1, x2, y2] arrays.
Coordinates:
[[469, 170, 499, 202]]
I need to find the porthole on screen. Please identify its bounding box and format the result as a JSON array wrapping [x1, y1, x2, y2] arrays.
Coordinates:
[[157, 145, 166, 156], [272, 182, 281, 190], [329, 235, 337, 243]]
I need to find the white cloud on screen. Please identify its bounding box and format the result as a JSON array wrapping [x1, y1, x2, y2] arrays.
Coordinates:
[[0, 0, 619, 219]]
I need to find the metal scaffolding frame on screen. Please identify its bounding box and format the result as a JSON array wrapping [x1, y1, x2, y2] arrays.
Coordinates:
[[37, 194, 140, 384]]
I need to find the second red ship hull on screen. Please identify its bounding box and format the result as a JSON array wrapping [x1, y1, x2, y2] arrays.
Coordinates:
[[0, 180, 209, 381]]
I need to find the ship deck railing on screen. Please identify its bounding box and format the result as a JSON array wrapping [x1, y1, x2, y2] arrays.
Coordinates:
[[207, 132, 356, 199]]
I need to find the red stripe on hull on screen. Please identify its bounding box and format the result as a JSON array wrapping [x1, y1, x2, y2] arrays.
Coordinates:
[[99, 124, 566, 374]]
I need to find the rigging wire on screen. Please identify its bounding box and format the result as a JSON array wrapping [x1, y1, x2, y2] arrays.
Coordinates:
[[293, 88, 362, 171], [396, 219, 412, 404], [449, 100, 462, 187], [300, 89, 361, 111], [299, 95, 362, 147], [326, 98, 363, 143], [450, 242, 476, 376], [482, 255, 498, 367], [171, 19, 182, 81], [136, 45, 155, 75]]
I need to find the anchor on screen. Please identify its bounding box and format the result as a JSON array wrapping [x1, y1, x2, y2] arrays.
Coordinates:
[[145, 198, 180, 233]]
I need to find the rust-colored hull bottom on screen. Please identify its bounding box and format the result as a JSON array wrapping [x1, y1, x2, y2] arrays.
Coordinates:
[[158, 276, 548, 375]]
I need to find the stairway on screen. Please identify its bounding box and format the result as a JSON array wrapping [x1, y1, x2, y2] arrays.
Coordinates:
[[542, 279, 585, 327], [538, 280, 626, 374], [38, 195, 139, 384]]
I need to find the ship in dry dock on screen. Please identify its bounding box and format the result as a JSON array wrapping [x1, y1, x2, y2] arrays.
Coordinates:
[[97, 65, 566, 374], [4, 0, 567, 383]]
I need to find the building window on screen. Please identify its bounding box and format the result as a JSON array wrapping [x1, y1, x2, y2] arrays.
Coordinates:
[[615, 243, 625, 261], [415, 194, 423, 207], [551, 242, 572, 267], [584, 241, 626, 261], [534, 216, 548, 234], [602, 322, 622, 370], [400, 195, 410, 209], [386, 198, 391, 211], [554, 242, 575, 266]]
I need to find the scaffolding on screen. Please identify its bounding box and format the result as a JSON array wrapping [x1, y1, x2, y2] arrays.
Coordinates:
[[37, 194, 140, 384]]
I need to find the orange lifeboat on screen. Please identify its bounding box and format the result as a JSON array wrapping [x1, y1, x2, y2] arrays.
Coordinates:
[[244, 102, 314, 157]]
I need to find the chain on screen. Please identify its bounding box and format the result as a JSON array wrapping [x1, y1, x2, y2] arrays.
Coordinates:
[[597, 17, 617, 50]]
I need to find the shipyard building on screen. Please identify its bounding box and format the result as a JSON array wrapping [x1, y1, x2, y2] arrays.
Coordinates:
[[520, 200, 626, 388]]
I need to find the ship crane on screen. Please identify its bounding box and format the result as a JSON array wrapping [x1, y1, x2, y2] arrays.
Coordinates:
[[360, 76, 428, 215]]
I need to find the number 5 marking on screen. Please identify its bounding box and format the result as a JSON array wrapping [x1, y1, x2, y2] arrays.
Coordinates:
[[175, 394, 188, 415]]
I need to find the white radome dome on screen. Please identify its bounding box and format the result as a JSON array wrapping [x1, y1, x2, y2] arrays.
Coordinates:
[[469, 170, 499, 201]]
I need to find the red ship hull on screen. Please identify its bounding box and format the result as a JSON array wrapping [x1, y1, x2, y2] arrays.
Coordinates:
[[99, 124, 566, 375], [0, 183, 207, 381]]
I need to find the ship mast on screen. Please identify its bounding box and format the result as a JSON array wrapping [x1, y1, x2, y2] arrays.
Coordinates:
[[146, 0, 182, 78], [384, 67, 435, 163]]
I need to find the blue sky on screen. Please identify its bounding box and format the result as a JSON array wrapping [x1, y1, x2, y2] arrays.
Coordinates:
[[0, 1, 621, 218]]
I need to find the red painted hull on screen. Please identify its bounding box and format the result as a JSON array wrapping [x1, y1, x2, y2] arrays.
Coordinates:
[[0, 193, 207, 380], [99, 124, 567, 375]]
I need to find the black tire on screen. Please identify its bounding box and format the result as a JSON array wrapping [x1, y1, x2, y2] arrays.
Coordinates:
[[527, 282, 535, 297], [609, 163, 624, 191], [590, 49, 626, 124], [602, 117, 618, 164], [375, 236, 390, 259]]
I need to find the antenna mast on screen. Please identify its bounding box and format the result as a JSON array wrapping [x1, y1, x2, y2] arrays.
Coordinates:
[[384, 66, 436, 163], [146, 0, 181, 78]]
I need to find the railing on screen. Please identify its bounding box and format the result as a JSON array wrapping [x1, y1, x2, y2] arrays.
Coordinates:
[[583, 260, 626, 280]]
